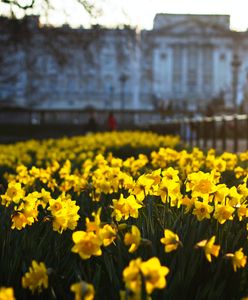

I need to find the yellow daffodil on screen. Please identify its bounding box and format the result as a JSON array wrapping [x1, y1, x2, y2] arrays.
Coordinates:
[[131, 175, 154, 202], [213, 158, 227, 173], [213, 204, 235, 224], [59, 160, 71, 178], [86, 208, 102, 233], [162, 167, 180, 182], [71, 231, 102, 259], [120, 290, 151, 300], [220, 152, 237, 170], [124, 225, 141, 253], [196, 236, 220, 262], [192, 200, 213, 221], [187, 171, 217, 201], [112, 194, 142, 221], [123, 257, 170, 295], [1, 181, 25, 206], [70, 281, 95, 300], [213, 184, 229, 204], [128, 154, 149, 175], [181, 196, 195, 213], [160, 229, 181, 253], [99, 224, 117, 247], [11, 211, 29, 230], [237, 204, 248, 221], [140, 257, 169, 294], [48, 195, 80, 233], [22, 260, 48, 294], [225, 248, 247, 272], [158, 178, 182, 206], [234, 166, 247, 179], [227, 186, 243, 207], [0, 287, 15, 300], [123, 258, 142, 294]]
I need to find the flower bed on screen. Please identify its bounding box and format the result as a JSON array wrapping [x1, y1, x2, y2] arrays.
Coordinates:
[[0, 131, 248, 299]]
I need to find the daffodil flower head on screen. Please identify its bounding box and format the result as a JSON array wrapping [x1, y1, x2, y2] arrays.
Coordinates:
[[213, 204, 235, 224], [71, 230, 102, 259], [99, 224, 117, 247], [225, 248, 247, 272], [140, 257, 170, 295], [112, 194, 142, 221], [124, 225, 141, 253], [22, 260, 48, 294], [0, 287, 16, 300], [192, 200, 214, 221], [70, 281, 95, 300], [123, 258, 143, 294], [196, 236, 220, 262], [160, 229, 181, 253]]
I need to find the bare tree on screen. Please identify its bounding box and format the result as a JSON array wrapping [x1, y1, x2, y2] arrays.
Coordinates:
[[0, 0, 137, 108], [0, 15, 107, 107], [0, 0, 103, 19]]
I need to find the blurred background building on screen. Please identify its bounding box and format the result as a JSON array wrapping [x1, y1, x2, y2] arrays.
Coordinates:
[[1, 13, 248, 113]]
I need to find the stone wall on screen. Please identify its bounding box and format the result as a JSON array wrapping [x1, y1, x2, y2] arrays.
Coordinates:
[[1, 14, 248, 113]]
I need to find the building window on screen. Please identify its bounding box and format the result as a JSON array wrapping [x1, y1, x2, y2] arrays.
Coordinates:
[[187, 45, 198, 91], [101, 50, 115, 70], [220, 53, 226, 60], [172, 45, 183, 93], [160, 53, 167, 59], [46, 56, 57, 74], [202, 46, 213, 91]]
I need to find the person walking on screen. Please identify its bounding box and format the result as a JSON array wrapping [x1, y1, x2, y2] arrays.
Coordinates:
[[87, 111, 98, 133], [107, 112, 117, 131]]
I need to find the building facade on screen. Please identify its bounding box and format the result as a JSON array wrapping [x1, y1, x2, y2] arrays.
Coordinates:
[[1, 14, 248, 112]]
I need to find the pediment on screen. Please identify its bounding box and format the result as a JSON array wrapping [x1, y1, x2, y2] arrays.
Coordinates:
[[155, 19, 230, 36]]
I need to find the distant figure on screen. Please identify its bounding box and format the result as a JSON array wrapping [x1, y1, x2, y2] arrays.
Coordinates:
[[87, 112, 98, 132], [167, 100, 173, 115], [107, 112, 117, 131], [242, 73, 248, 113], [205, 103, 214, 117]]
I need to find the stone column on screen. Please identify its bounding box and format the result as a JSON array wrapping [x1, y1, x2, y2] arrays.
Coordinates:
[[213, 47, 220, 95], [182, 45, 187, 95], [198, 46, 203, 96], [167, 46, 173, 97], [132, 31, 141, 110]]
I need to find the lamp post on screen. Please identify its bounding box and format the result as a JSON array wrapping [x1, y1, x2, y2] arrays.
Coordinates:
[[119, 73, 129, 110], [109, 85, 114, 109], [231, 53, 241, 112]]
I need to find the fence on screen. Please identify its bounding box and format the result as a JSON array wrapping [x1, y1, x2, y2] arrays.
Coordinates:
[[147, 114, 248, 153], [0, 108, 161, 125], [1, 107, 248, 152], [0, 108, 162, 142]]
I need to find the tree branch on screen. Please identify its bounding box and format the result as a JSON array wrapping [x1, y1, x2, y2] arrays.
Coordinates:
[[1, 0, 36, 10]]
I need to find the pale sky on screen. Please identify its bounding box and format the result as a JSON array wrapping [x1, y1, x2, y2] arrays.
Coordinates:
[[2, 0, 248, 31], [93, 0, 248, 31]]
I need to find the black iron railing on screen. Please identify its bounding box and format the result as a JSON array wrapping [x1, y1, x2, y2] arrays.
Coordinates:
[[1, 107, 248, 152], [151, 114, 248, 152]]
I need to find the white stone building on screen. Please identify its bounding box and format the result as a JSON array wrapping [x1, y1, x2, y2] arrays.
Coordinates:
[[146, 14, 248, 112], [1, 13, 248, 112]]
